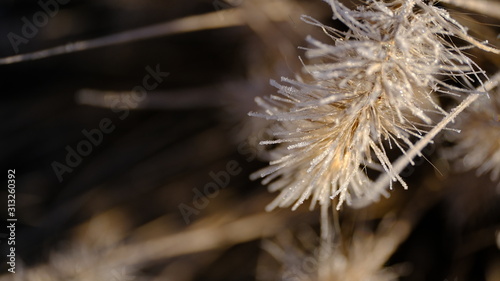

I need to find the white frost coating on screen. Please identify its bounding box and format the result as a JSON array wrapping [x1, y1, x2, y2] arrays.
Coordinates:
[[251, 0, 496, 211]]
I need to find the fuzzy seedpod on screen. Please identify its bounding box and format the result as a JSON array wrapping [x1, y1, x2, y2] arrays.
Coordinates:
[[251, 0, 495, 211]]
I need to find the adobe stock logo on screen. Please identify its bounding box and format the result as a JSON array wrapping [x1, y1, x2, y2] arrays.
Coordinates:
[[178, 129, 263, 224], [178, 160, 243, 224], [7, 0, 71, 54], [51, 64, 169, 183]]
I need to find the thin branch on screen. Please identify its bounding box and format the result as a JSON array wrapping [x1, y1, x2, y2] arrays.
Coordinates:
[[0, 1, 294, 65], [353, 71, 500, 207], [440, 0, 500, 20]]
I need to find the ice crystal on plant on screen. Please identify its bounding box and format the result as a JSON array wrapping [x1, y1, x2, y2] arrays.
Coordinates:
[[447, 78, 500, 183], [251, 0, 491, 211]]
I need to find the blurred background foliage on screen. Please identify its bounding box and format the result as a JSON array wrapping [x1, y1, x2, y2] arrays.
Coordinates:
[[0, 0, 499, 280]]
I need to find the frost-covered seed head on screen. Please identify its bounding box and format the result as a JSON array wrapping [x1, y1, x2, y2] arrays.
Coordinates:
[[250, 0, 493, 211]]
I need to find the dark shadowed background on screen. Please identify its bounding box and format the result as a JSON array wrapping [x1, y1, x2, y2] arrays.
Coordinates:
[[0, 0, 499, 280]]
